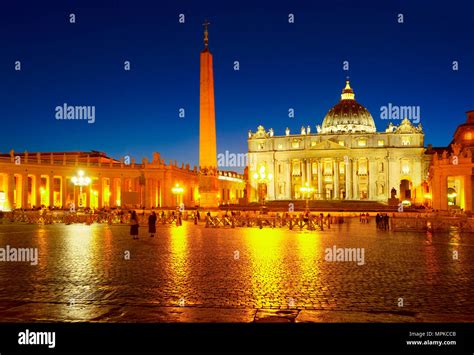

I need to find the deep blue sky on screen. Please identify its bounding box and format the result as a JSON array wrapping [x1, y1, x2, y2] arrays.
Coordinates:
[[0, 0, 472, 170]]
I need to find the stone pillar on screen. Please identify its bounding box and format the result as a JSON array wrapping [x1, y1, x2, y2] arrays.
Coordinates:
[[317, 159, 323, 199], [307, 160, 312, 187], [301, 159, 306, 188], [464, 175, 472, 212], [35, 175, 42, 208], [286, 160, 292, 199], [144, 177, 151, 208], [22, 174, 28, 209], [353, 161, 359, 200], [49, 175, 54, 207], [368, 159, 376, 200], [62, 177, 67, 208], [110, 178, 116, 207], [7, 174, 15, 210], [345, 159, 352, 200], [98, 177, 103, 208], [334, 159, 339, 200]]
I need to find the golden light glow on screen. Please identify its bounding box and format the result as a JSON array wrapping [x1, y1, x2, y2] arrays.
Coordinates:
[[300, 182, 314, 193], [40, 187, 45, 194], [171, 183, 184, 194], [253, 173, 259, 179]]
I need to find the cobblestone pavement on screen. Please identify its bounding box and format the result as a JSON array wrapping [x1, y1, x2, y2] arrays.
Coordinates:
[[0, 218, 473, 322]]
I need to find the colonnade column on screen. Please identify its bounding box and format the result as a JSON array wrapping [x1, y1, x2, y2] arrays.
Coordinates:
[[35, 175, 42, 208], [22, 174, 28, 208], [345, 159, 352, 200], [317, 159, 323, 199], [286, 160, 292, 199], [49, 175, 54, 207], [7, 174, 15, 210], [334, 159, 339, 200], [62, 177, 68, 208]]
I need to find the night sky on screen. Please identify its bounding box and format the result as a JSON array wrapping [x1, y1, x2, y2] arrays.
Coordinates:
[[0, 0, 472, 171]]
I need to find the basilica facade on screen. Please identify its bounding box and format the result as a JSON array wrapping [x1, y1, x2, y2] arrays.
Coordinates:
[[248, 80, 431, 204]]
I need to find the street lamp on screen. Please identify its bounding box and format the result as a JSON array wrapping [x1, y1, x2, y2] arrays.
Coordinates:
[[300, 182, 314, 211], [254, 165, 273, 206], [71, 170, 91, 208], [171, 183, 184, 207]]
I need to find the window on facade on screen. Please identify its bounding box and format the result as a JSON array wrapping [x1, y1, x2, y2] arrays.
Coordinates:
[[339, 162, 345, 175], [292, 160, 301, 176], [402, 137, 410, 146], [358, 159, 368, 175], [338, 141, 344, 146], [278, 143, 283, 149], [358, 139, 367, 147], [324, 161, 332, 175], [465, 132, 472, 140], [401, 159, 410, 174], [311, 141, 317, 147], [259, 143, 264, 150], [378, 140, 384, 146], [292, 140, 300, 149]]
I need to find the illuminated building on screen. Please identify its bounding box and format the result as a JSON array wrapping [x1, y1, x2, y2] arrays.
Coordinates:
[[428, 110, 474, 211], [0, 25, 246, 211], [248, 80, 431, 204]]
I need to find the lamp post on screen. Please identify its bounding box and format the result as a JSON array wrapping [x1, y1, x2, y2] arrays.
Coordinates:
[[300, 182, 315, 211], [71, 170, 91, 208], [253, 165, 273, 207], [171, 183, 184, 207]]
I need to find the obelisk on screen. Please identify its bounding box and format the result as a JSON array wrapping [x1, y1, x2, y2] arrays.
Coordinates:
[[198, 20, 219, 208]]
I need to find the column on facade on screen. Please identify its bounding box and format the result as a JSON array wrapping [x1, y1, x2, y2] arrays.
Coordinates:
[[334, 159, 339, 200], [35, 175, 42, 208], [7, 174, 15, 210], [368, 159, 377, 200], [464, 175, 472, 212], [439, 175, 448, 210], [98, 177, 103, 208], [317, 159, 323, 199], [306, 159, 312, 186], [268, 161, 275, 201], [21, 174, 28, 209], [144, 177, 151, 208], [345, 159, 351, 200], [352, 160, 359, 200], [110, 177, 116, 207], [301, 159, 306, 190], [286, 160, 292, 199], [48, 175, 54, 207], [85, 183, 91, 208]]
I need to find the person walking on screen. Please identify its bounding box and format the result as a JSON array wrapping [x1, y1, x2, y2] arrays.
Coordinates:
[[130, 210, 139, 240], [148, 211, 157, 237]]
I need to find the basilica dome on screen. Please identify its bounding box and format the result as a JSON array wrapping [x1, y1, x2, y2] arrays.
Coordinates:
[[321, 80, 376, 134]]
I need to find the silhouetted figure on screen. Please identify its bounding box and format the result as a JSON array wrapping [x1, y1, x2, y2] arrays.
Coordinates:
[[130, 210, 139, 239], [148, 211, 157, 237]]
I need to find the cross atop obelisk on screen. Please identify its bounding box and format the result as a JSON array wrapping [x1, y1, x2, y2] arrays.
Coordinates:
[[203, 20, 210, 48]]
